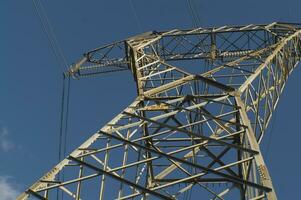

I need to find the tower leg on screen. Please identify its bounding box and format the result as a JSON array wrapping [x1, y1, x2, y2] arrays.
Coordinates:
[[235, 96, 277, 200]]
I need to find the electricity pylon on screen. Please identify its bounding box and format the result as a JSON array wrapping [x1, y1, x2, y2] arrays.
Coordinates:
[[18, 22, 301, 200]]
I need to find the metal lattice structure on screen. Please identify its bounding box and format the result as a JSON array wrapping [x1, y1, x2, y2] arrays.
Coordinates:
[[18, 22, 301, 200]]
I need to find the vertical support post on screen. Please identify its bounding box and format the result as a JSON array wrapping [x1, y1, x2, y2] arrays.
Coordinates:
[[75, 157, 84, 200], [118, 130, 130, 199], [140, 102, 155, 188], [99, 138, 111, 200], [210, 32, 217, 61], [235, 109, 247, 200], [128, 44, 144, 96]]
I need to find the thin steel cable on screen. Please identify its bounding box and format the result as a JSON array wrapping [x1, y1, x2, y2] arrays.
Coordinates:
[[32, 3, 71, 199], [57, 75, 71, 200], [32, 0, 68, 70], [32, 0, 64, 71], [57, 74, 66, 200], [128, 0, 143, 32], [190, 0, 202, 26], [63, 76, 71, 158], [186, 0, 198, 28], [37, 0, 69, 68], [58, 75, 66, 163]]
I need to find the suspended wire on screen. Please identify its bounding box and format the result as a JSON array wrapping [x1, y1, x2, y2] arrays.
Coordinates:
[[38, 0, 69, 68], [58, 75, 67, 163], [57, 74, 66, 200], [128, 0, 143, 32], [186, 0, 201, 28], [32, 2, 71, 199], [190, 0, 202, 26], [56, 74, 71, 200], [57, 75, 71, 200], [58, 75, 71, 161], [63, 76, 71, 159], [32, 0, 68, 70], [32, 0, 70, 159], [186, 0, 198, 28]]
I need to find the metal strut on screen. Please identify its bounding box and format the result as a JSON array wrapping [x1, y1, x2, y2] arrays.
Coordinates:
[[18, 22, 301, 200]]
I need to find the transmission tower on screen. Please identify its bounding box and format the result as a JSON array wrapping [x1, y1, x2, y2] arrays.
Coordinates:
[[18, 22, 301, 200]]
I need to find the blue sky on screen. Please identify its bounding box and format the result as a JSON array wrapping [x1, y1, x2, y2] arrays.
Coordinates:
[[1, 0, 301, 199]]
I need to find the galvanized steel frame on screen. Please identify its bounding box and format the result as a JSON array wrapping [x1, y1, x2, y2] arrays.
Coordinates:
[[18, 22, 301, 200]]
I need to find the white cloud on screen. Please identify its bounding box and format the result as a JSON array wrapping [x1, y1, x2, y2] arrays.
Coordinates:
[[0, 126, 15, 152], [0, 177, 19, 200]]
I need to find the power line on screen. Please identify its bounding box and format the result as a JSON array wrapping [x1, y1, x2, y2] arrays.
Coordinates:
[[31, 2, 71, 199], [57, 74, 71, 200], [63, 76, 71, 159], [38, 0, 69, 67], [31, 0, 70, 162], [32, 0, 68, 70], [58, 75, 71, 162], [58, 75, 66, 162], [186, 0, 197, 28], [186, 0, 202, 28], [57, 74, 66, 200], [190, 0, 202, 26], [128, 0, 143, 32]]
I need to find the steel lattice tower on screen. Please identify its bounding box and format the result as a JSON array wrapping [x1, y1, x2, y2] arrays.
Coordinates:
[[18, 22, 301, 200]]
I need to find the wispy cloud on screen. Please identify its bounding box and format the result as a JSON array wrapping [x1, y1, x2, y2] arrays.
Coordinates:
[[0, 126, 15, 152], [0, 176, 19, 200]]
